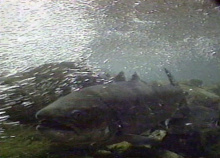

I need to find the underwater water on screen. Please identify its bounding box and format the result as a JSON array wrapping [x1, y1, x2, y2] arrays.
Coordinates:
[[0, 0, 220, 84], [0, 0, 220, 158]]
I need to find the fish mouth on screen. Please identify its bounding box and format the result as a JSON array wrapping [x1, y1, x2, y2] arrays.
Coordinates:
[[37, 119, 80, 134], [36, 119, 112, 146]]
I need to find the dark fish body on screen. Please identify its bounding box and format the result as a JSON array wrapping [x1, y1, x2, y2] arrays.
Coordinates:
[[36, 71, 186, 146]]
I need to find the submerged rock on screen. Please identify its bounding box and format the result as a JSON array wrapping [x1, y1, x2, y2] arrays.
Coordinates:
[[160, 83, 220, 157], [98, 138, 183, 158], [181, 84, 220, 108], [201, 128, 220, 158], [159, 150, 184, 158], [207, 83, 220, 97], [182, 79, 203, 87], [0, 124, 51, 158]]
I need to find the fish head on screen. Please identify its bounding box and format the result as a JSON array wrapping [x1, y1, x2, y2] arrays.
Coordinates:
[[35, 88, 112, 146]]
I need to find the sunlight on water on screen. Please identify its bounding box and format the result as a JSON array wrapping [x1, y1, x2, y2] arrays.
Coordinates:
[[0, 0, 96, 76]]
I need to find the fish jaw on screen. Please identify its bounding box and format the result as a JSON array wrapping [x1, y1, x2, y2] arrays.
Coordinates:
[[36, 110, 113, 146], [36, 120, 112, 146]]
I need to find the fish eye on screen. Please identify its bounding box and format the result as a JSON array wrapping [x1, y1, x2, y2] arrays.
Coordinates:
[[71, 110, 86, 120], [158, 103, 164, 107]]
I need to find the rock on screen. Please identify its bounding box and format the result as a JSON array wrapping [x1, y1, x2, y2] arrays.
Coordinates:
[[0, 124, 51, 158], [200, 128, 220, 158], [169, 105, 219, 134], [161, 131, 204, 157], [159, 150, 184, 158], [166, 84, 220, 133], [107, 141, 132, 153], [207, 83, 220, 97], [159, 83, 220, 157], [180, 84, 220, 110], [187, 79, 203, 87], [141, 130, 167, 143]]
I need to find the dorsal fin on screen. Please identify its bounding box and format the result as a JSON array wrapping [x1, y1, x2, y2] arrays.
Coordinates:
[[114, 71, 126, 82], [130, 72, 140, 81], [164, 68, 178, 86]]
